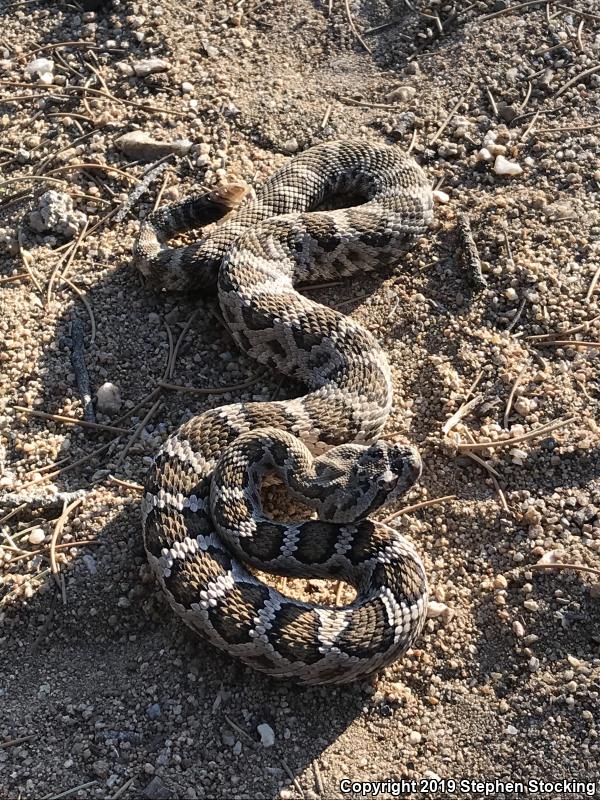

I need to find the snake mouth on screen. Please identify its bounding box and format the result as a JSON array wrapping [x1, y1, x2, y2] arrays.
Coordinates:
[[388, 444, 423, 494]]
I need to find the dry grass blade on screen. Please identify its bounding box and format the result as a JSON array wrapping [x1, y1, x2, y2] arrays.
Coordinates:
[[109, 777, 136, 800], [114, 398, 163, 470], [430, 82, 474, 144], [555, 63, 600, 98], [343, 0, 372, 52], [169, 309, 200, 379], [337, 95, 400, 110], [20, 436, 123, 489], [534, 340, 600, 349], [529, 562, 600, 578], [585, 263, 600, 302], [47, 219, 89, 304], [12, 405, 129, 435], [158, 376, 262, 395], [479, 0, 552, 21], [41, 781, 98, 800], [442, 395, 483, 435], [0, 272, 28, 285], [107, 475, 144, 493], [382, 494, 456, 524], [49, 498, 85, 593], [503, 367, 526, 429], [16, 223, 43, 292], [462, 452, 509, 510], [526, 314, 600, 341], [454, 415, 577, 451], [6, 540, 100, 566], [0, 734, 36, 748]]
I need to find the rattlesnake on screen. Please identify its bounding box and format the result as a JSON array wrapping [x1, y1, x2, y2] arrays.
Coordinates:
[[136, 140, 433, 684]]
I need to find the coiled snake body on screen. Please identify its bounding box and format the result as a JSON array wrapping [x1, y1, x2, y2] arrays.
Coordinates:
[[136, 140, 433, 684]]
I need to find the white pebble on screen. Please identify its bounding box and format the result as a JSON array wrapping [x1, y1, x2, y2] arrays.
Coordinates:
[[505, 725, 518, 736], [493, 155, 523, 176], [96, 382, 122, 415], [282, 138, 299, 154], [432, 190, 449, 204], [409, 730, 422, 744], [512, 620, 525, 638], [25, 58, 54, 82], [477, 147, 493, 161], [427, 600, 449, 618], [524, 599, 539, 612], [132, 58, 170, 77], [28, 528, 46, 545], [257, 723, 275, 748]]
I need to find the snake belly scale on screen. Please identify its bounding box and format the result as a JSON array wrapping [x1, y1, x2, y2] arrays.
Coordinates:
[[136, 140, 433, 684]]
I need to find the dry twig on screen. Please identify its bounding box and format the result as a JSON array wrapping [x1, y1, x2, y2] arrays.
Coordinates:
[[12, 406, 128, 435], [454, 415, 577, 452]]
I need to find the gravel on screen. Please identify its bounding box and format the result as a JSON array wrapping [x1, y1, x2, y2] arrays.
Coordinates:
[[1, 0, 599, 799]]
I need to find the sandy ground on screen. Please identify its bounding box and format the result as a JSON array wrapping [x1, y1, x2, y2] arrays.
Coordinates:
[[1, 1, 600, 798]]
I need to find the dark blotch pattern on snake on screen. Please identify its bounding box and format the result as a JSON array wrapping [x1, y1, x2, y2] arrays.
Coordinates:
[[135, 140, 433, 684]]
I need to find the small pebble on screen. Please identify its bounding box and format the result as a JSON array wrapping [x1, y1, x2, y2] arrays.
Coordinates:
[[147, 703, 161, 720], [28, 528, 45, 545], [282, 138, 299, 154], [432, 190, 449, 204], [257, 723, 275, 747], [96, 382, 122, 415], [493, 155, 523, 176], [132, 58, 170, 77]]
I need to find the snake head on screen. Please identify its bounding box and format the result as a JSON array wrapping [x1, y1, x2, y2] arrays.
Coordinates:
[[316, 440, 422, 523], [361, 441, 422, 503]]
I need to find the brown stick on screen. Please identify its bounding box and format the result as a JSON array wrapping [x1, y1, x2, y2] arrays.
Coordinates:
[[12, 406, 129, 435]]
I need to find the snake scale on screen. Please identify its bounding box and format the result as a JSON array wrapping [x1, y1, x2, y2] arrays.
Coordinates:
[[135, 140, 434, 684]]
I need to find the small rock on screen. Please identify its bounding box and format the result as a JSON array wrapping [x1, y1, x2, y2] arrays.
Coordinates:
[[505, 725, 518, 736], [512, 620, 525, 638], [83, 554, 97, 574], [282, 138, 299, 154], [493, 574, 508, 589], [409, 730, 422, 744], [132, 58, 170, 77], [143, 776, 175, 800], [493, 155, 523, 176], [387, 85, 416, 103], [92, 759, 109, 779], [426, 601, 454, 623], [477, 147, 493, 161], [432, 190, 449, 204], [25, 57, 54, 85], [148, 312, 160, 326], [523, 599, 539, 612], [257, 723, 275, 747], [181, 82, 194, 93], [28, 191, 87, 239], [536, 550, 562, 566], [147, 702, 161, 720], [116, 61, 135, 77], [529, 656, 540, 672], [96, 382, 122, 415], [115, 131, 192, 162], [28, 528, 45, 545]]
